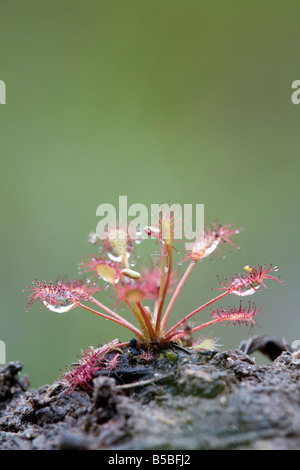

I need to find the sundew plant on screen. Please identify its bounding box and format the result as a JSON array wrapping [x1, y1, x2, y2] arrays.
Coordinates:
[[24, 204, 283, 391]]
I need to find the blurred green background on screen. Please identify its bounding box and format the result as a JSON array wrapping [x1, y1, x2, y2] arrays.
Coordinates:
[[1, 0, 299, 388]]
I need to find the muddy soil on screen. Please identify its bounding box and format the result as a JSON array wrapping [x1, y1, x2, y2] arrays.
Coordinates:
[[1, 338, 300, 450]]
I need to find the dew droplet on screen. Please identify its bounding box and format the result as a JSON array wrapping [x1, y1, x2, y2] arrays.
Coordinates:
[[43, 299, 75, 313], [134, 227, 143, 244], [107, 252, 123, 263], [231, 279, 261, 297]]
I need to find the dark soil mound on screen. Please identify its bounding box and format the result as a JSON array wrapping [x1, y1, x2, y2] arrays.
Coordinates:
[[1, 340, 300, 450]]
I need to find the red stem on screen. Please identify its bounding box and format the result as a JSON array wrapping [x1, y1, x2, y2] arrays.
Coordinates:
[[166, 318, 220, 342], [89, 295, 141, 335], [155, 246, 173, 335], [136, 301, 157, 340], [161, 261, 195, 332], [163, 290, 229, 341], [78, 302, 143, 341]]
